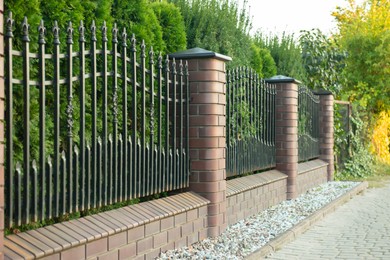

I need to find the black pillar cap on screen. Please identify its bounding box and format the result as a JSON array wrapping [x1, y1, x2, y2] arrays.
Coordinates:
[[169, 47, 232, 61]]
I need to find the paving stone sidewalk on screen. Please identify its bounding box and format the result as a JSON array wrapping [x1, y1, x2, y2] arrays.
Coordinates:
[[266, 181, 390, 260]]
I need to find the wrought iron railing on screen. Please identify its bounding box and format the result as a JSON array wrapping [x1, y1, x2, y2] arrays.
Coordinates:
[[226, 67, 276, 178], [5, 14, 190, 228], [298, 86, 320, 162]]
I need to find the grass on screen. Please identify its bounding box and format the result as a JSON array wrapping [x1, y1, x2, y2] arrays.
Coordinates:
[[365, 162, 390, 188], [336, 161, 390, 189]]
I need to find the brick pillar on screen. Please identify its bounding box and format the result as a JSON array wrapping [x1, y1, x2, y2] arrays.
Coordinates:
[[266, 76, 299, 200], [0, 0, 4, 259], [316, 90, 335, 181], [170, 48, 231, 237]]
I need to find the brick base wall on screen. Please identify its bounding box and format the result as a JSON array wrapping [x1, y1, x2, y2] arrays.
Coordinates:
[[297, 159, 328, 195], [4, 192, 209, 260], [226, 170, 288, 226], [226, 160, 328, 226]]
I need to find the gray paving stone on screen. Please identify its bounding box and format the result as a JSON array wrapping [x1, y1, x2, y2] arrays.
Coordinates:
[[266, 181, 390, 259]]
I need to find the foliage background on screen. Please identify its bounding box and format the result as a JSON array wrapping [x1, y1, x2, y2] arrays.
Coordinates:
[[5, 0, 390, 178]]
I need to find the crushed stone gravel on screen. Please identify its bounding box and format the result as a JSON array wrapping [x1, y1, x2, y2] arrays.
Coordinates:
[[157, 181, 360, 260]]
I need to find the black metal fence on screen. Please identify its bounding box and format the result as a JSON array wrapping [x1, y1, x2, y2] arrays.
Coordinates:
[[334, 100, 352, 170], [298, 86, 320, 162], [5, 14, 190, 228], [226, 67, 276, 178]]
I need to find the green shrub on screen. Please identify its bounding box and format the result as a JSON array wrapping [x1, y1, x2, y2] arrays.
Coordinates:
[[151, 1, 187, 53]]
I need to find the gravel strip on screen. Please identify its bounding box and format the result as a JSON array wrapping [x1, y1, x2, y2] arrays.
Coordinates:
[[157, 181, 360, 260]]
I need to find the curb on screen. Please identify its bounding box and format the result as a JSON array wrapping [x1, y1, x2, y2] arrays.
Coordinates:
[[245, 181, 369, 260]]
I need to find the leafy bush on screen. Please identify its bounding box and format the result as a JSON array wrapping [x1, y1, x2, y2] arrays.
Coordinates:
[[151, 1, 187, 53], [336, 110, 374, 179], [169, 0, 253, 68], [299, 29, 346, 94], [113, 0, 165, 52], [254, 32, 307, 81]]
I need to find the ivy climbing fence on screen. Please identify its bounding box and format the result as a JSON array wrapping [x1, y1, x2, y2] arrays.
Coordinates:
[[4, 14, 190, 228]]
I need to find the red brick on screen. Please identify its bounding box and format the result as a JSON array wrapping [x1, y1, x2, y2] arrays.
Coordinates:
[[276, 155, 298, 163], [0, 101, 3, 121], [189, 71, 219, 82], [283, 127, 298, 134], [61, 244, 85, 260], [218, 115, 226, 126], [208, 213, 224, 227], [189, 149, 199, 159], [277, 90, 298, 98], [191, 160, 220, 171], [198, 82, 225, 93], [119, 242, 136, 260], [0, 78, 4, 99], [207, 204, 219, 215], [198, 59, 224, 71], [0, 122, 4, 142], [199, 126, 224, 137], [282, 142, 298, 149], [276, 149, 298, 156], [190, 115, 219, 126], [136, 236, 153, 254], [189, 83, 199, 94], [190, 181, 220, 193], [189, 105, 199, 115], [276, 106, 298, 113], [208, 226, 220, 237], [86, 238, 107, 258], [189, 172, 199, 182], [198, 148, 224, 160], [189, 138, 219, 148], [218, 71, 226, 83], [198, 170, 224, 182], [0, 37, 3, 56], [218, 158, 225, 170], [109, 231, 127, 250], [276, 119, 298, 127], [192, 93, 220, 104], [201, 191, 225, 203], [187, 60, 198, 71], [0, 57, 3, 78]]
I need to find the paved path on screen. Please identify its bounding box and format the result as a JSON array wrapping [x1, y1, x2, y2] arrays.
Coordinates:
[[266, 181, 390, 259]]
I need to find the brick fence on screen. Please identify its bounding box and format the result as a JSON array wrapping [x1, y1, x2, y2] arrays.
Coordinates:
[[1, 48, 334, 259]]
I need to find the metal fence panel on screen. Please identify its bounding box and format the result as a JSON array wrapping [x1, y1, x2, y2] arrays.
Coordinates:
[[226, 67, 276, 178], [298, 86, 320, 162], [4, 14, 190, 229]]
